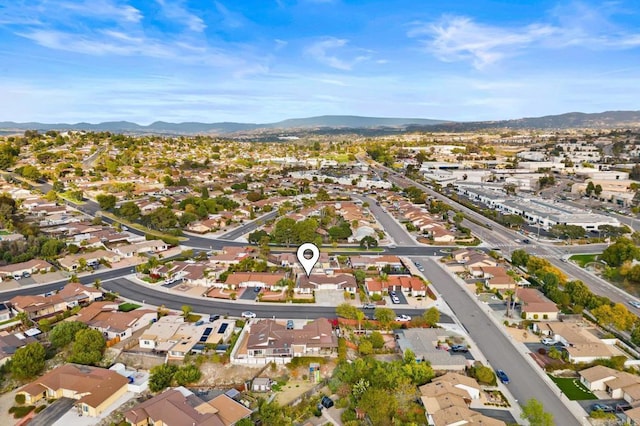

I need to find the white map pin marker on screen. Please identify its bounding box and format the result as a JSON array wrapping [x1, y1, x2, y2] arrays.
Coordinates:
[[296, 243, 320, 277]]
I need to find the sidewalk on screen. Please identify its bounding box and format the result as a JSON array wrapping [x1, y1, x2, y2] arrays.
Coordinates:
[[432, 260, 588, 425]]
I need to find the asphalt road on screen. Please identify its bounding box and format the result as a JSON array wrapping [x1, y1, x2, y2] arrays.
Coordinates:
[[100, 277, 453, 322], [352, 194, 417, 246], [417, 257, 581, 426]]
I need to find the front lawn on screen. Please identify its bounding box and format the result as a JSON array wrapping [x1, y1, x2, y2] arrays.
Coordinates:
[[118, 303, 141, 312], [569, 254, 599, 268], [548, 375, 596, 400]]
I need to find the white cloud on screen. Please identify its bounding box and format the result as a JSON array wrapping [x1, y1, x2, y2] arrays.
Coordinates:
[[56, 0, 143, 24], [156, 0, 206, 33], [409, 16, 557, 69], [411, 3, 640, 70], [214, 1, 246, 29], [305, 37, 370, 70]]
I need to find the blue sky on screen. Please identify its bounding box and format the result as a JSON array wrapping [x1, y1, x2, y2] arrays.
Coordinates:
[[1, 0, 640, 124]]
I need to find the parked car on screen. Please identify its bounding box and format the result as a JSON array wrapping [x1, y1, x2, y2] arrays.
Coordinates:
[[450, 345, 469, 353], [209, 314, 220, 322], [241, 311, 256, 319], [616, 403, 632, 412], [522, 239, 531, 244], [254, 286, 261, 293], [391, 296, 400, 304], [320, 396, 334, 409], [541, 337, 556, 345], [395, 315, 411, 322], [363, 303, 377, 309], [496, 370, 510, 384], [286, 320, 294, 330], [390, 291, 396, 297], [590, 403, 614, 413]]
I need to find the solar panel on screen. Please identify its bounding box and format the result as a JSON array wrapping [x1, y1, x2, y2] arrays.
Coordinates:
[[217, 323, 228, 334]]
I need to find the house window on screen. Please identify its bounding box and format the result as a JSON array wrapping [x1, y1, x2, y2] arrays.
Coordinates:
[[83, 405, 88, 412]]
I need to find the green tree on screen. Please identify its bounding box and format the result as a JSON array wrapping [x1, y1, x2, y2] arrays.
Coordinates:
[[69, 328, 105, 365], [248, 229, 269, 244], [601, 238, 640, 267], [423, 307, 440, 326], [96, 193, 117, 210], [359, 388, 398, 426], [359, 236, 378, 249], [10, 342, 46, 379], [471, 365, 496, 385], [181, 304, 193, 318], [359, 339, 373, 355], [374, 307, 395, 328], [336, 303, 358, 319], [174, 364, 202, 385], [453, 212, 464, 226], [272, 217, 296, 247], [521, 398, 554, 426], [149, 364, 179, 392], [118, 201, 141, 221], [586, 181, 595, 197], [369, 331, 385, 349], [510, 249, 530, 267], [50, 321, 87, 348]]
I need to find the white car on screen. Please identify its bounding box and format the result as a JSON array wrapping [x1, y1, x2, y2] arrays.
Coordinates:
[[391, 296, 400, 304], [395, 315, 411, 322], [241, 311, 256, 319], [629, 301, 640, 309], [541, 337, 556, 345]]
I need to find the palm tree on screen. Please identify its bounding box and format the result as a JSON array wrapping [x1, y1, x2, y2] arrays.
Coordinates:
[[93, 279, 101, 290], [355, 310, 365, 332]]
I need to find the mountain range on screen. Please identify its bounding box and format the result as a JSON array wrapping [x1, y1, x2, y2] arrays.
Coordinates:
[[0, 110, 639, 135]]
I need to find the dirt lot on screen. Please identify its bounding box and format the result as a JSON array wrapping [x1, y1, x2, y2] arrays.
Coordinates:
[[198, 363, 266, 387]]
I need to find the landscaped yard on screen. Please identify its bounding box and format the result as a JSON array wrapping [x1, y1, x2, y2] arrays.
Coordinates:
[[118, 303, 141, 312], [548, 375, 596, 400], [569, 254, 599, 268]]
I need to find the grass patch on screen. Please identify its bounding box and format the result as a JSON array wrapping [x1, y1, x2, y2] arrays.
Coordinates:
[[548, 375, 596, 400], [118, 302, 141, 312], [100, 212, 188, 242], [59, 192, 86, 205], [569, 254, 599, 268]]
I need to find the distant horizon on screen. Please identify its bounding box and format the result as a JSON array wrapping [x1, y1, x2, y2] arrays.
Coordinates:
[[2, 109, 639, 128], [2, 1, 640, 124]]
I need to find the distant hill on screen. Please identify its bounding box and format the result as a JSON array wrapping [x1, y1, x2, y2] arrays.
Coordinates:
[[408, 110, 640, 132], [0, 115, 448, 135], [1, 110, 639, 135]]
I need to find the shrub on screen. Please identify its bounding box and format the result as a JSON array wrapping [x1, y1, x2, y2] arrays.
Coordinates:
[[9, 405, 35, 418], [34, 405, 46, 413], [538, 348, 547, 355], [14, 394, 25, 405]]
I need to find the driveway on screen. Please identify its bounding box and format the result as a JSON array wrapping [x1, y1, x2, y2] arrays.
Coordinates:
[[315, 290, 345, 306], [474, 408, 517, 424], [29, 398, 75, 426], [240, 287, 258, 300]]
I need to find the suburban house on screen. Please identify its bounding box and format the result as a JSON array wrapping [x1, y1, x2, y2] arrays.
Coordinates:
[[394, 328, 469, 371], [516, 288, 559, 321], [469, 266, 516, 290], [76, 301, 157, 341], [297, 273, 357, 294], [209, 246, 253, 264], [139, 316, 235, 358], [579, 365, 640, 402], [366, 275, 427, 296], [451, 249, 498, 268], [252, 377, 272, 392], [426, 225, 457, 243], [17, 364, 129, 417], [58, 250, 121, 271], [0, 303, 11, 322], [0, 259, 55, 280], [57, 282, 104, 308], [536, 322, 620, 363], [234, 318, 338, 365], [223, 272, 287, 290], [419, 373, 503, 426], [124, 387, 251, 426], [112, 239, 168, 258], [9, 294, 67, 320], [0, 331, 38, 366], [272, 252, 332, 271], [348, 255, 403, 271]]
